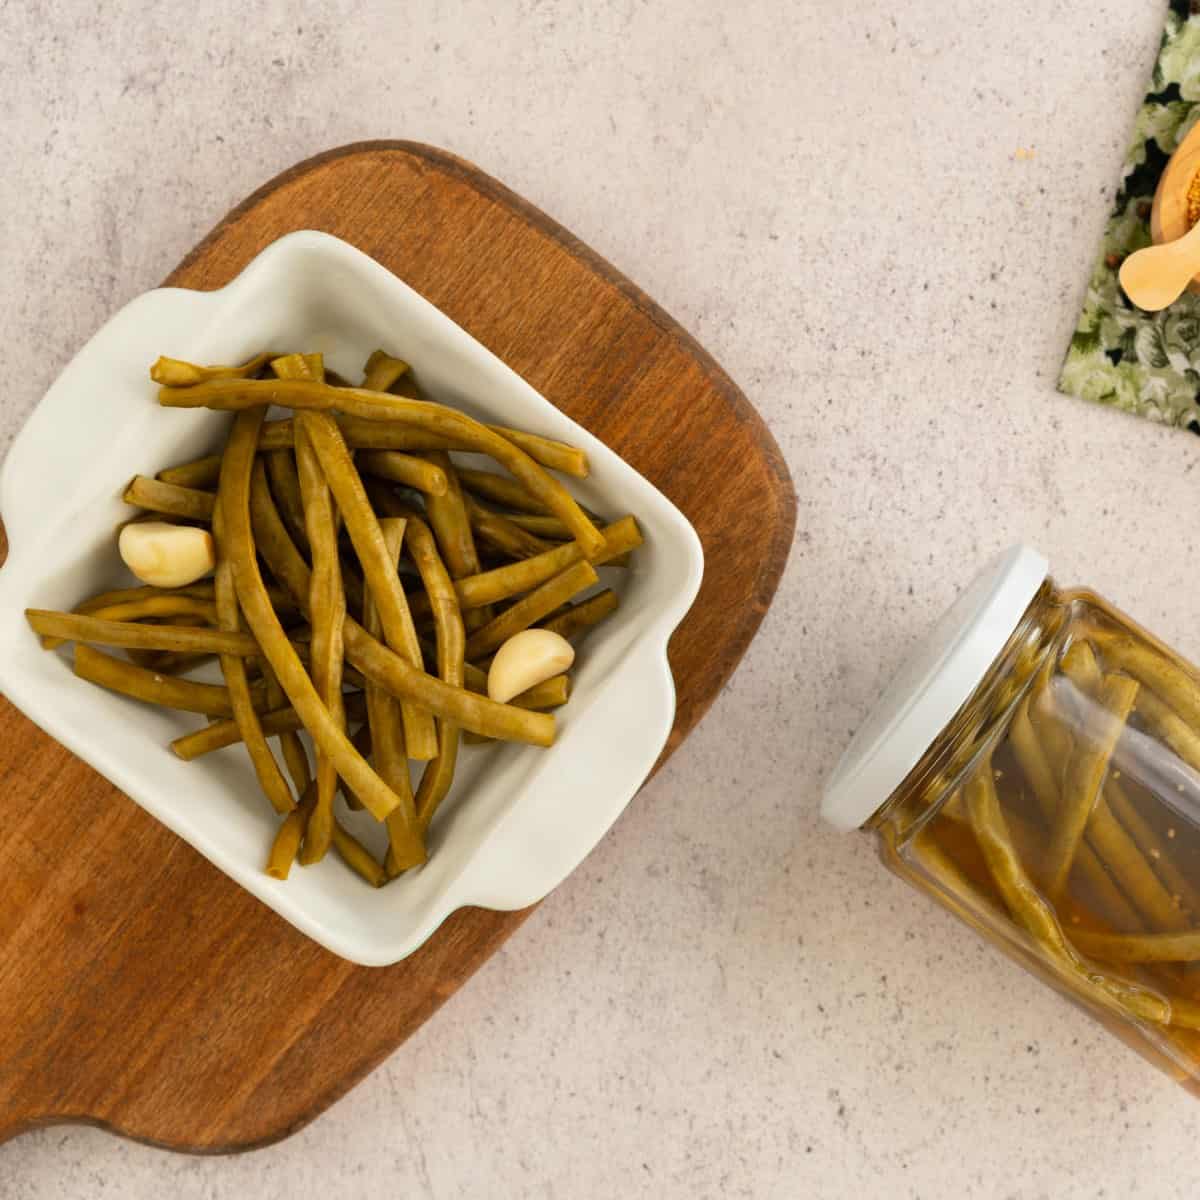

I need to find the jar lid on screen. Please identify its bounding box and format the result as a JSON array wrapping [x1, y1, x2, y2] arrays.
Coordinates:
[[821, 545, 1049, 832]]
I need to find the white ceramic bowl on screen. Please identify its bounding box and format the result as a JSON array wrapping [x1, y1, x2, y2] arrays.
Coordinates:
[[0, 231, 703, 966]]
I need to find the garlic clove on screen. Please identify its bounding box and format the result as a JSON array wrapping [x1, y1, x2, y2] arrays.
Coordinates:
[[118, 521, 216, 588], [487, 629, 576, 704]]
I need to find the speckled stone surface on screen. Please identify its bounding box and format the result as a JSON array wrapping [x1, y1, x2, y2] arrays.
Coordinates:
[[2, 1, 1195, 1196]]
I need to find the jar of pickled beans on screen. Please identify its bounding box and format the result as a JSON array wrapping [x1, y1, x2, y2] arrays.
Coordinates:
[[823, 547, 1200, 1093]]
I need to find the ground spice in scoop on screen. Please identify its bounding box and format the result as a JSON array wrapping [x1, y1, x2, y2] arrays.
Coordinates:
[[1188, 169, 1200, 227]]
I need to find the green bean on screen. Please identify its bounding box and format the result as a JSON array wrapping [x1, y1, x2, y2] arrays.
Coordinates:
[[541, 589, 619, 642], [1135, 687, 1200, 775], [459, 659, 570, 709], [157, 455, 222, 490], [461, 675, 571, 744], [26, 609, 257, 656], [967, 765, 1084, 956], [1072, 928, 1200, 964], [364, 518, 425, 871], [158, 379, 607, 559], [1064, 642, 1200, 923], [247, 466, 555, 745], [293, 410, 347, 862], [465, 560, 598, 660], [1043, 669, 1139, 900], [964, 760, 1173, 1027], [38, 589, 220, 651], [74, 644, 265, 716], [91, 596, 218, 624], [356, 450, 449, 496], [361, 350, 410, 392], [78, 583, 215, 610], [266, 787, 316, 880], [259, 416, 587, 477], [171, 692, 368, 761], [74, 582, 294, 615], [500, 513, 574, 539], [299, 411, 438, 761], [400, 510, 467, 839], [331, 820, 387, 887], [276, 352, 346, 835], [488, 426, 588, 479], [1027, 661, 1193, 932], [212, 478, 294, 815], [447, 518, 640, 612], [1094, 631, 1200, 731], [339, 723, 371, 812], [421, 451, 482, 576], [150, 352, 274, 387], [123, 476, 215, 522], [456, 467, 546, 514], [222, 407, 403, 822], [1008, 693, 1144, 933], [464, 495, 554, 560], [264, 450, 310, 556], [262, 658, 311, 795]]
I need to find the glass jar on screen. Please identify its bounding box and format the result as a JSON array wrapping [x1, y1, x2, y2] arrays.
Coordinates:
[[823, 546, 1200, 1093]]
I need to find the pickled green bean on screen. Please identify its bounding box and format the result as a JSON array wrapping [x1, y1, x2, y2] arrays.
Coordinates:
[[455, 518, 638, 612], [1043, 670, 1139, 900], [1063, 641, 1200, 923], [364, 517, 425, 871], [158, 455, 222, 490], [262, 658, 311, 796], [456, 467, 546, 514], [158, 379, 606, 559], [464, 560, 599, 660], [266, 789, 315, 880], [123, 476, 215, 522], [294, 422, 346, 858], [1135, 687, 1200, 775], [464, 494, 554, 560], [357, 450, 449, 496], [403, 510, 466, 839], [247, 466, 554, 745], [361, 350, 410, 392], [74, 643, 264, 716], [171, 692, 368, 761], [1095, 632, 1200, 732], [26, 609, 257, 656], [1009, 692, 1145, 932], [299, 410, 439, 761], [212, 478, 294, 815], [488, 426, 588, 479], [964, 761, 1173, 1027], [331, 821, 387, 887], [150, 352, 274, 387], [541, 589, 619, 642], [264, 449, 310, 556], [1072, 928, 1200, 964], [258, 415, 587, 477], [222, 407, 403, 822]]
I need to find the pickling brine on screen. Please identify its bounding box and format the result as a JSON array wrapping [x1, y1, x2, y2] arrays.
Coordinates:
[[824, 548, 1200, 1093]]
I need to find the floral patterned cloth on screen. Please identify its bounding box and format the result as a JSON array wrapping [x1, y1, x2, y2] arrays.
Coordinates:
[[1060, 2, 1200, 431]]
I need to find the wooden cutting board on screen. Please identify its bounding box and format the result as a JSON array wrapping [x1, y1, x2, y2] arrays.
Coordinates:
[[0, 142, 795, 1153]]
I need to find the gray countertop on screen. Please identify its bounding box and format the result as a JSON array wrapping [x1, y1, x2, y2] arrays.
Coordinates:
[[3, 2, 1195, 1197]]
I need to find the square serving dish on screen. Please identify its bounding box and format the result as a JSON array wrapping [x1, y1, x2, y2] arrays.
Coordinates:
[[0, 230, 703, 967]]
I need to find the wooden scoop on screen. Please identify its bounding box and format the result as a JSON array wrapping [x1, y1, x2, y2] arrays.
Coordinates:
[[1120, 220, 1200, 312]]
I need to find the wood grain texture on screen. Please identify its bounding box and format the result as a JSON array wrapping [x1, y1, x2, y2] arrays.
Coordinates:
[[0, 142, 794, 1153]]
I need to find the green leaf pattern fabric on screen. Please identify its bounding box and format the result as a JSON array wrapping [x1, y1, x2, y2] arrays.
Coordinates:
[[1060, 6, 1200, 432]]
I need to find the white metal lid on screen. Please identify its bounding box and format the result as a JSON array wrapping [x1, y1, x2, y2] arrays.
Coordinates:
[[821, 545, 1049, 832]]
